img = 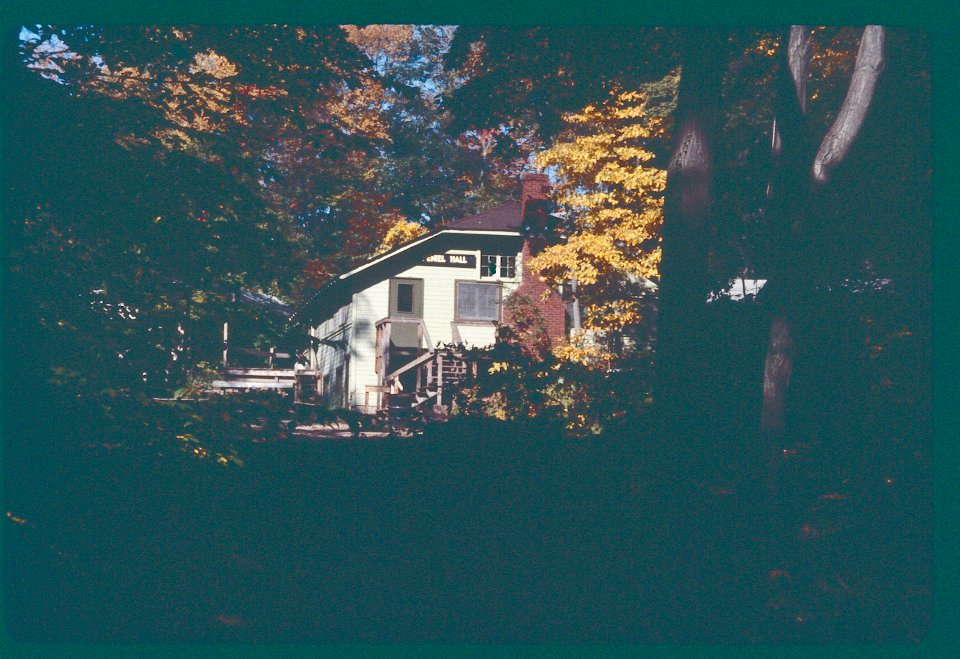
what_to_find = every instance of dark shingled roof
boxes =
[442,201,523,232]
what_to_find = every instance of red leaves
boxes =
[302,258,334,288]
[214,614,244,627]
[799,524,819,539]
[798,521,838,540]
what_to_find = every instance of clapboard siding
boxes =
[309,302,352,404]
[350,279,390,408]
[312,244,524,412]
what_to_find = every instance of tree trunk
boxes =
[812,26,885,185]
[759,315,796,435]
[756,27,813,490]
[655,30,724,429]
[758,26,885,491]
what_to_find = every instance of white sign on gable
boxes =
[421,253,477,268]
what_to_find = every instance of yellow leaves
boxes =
[114,133,151,150]
[488,361,511,374]
[94,64,153,99]
[189,50,239,79]
[325,80,392,140]
[186,82,231,107]
[595,161,666,192]
[552,330,616,366]
[342,24,416,62]
[527,216,661,286]
[154,127,197,151]
[235,84,287,99]
[538,133,617,174]
[752,36,780,57]
[374,219,428,255]
[528,83,670,352]
[583,300,643,332]
[190,110,213,132]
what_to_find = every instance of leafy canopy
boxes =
[527,79,675,358]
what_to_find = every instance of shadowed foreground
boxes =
[4,417,929,643]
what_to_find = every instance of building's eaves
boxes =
[236,289,293,317]
[337,228,521,280]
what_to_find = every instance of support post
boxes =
[437,352,444,406]
[222,322,229,369]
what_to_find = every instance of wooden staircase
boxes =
[383,347,471,412]
[414,349,470,410]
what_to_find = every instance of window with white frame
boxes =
[480,254,517,279]
[456,282,501,321]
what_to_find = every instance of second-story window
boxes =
[480,254,517,279]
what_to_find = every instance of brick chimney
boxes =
[520,172,551,228]
[503,172,567,347]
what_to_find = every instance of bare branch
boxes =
[812,25,885,185]
[786,25,813,115]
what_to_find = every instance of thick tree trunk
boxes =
[756,27,813,491]
[758,26,885,492]
[655,30,724,428]
[759,315,796,435]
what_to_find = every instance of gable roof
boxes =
[337,227,521,281]
[284,212,524,331]
[442,201,524,232]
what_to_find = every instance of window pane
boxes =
[501,256,516,278]
[481,254,497,277]
[458,283,477,318]
[479,285,499,318]
[396,283,413,313]
[458,282,499,320]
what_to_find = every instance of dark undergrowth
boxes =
[3,403,930,644]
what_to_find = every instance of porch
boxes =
[367,317,475,415]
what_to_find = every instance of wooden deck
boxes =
[212,321,315,393]
[212,368,299,390]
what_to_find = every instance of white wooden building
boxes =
[291,174,568,414]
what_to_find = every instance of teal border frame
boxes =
[1,1,955,657]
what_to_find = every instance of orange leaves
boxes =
[302,258,335,288]
[235,84,287,99]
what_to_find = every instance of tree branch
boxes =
[786,25,813,115]
[812,25,885,185]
